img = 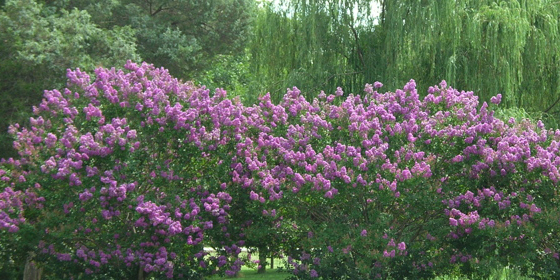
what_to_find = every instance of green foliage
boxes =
[211,266,291,280]
[51,0,256,80]
[248,0,382,101]
[248,0,560,116]
[380,0,560,110]
[0,0,140,157]
[196,54,256,105]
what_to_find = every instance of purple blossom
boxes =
[449,218,458,227]
[335,87,344,97]
[310,269,318,277]
[490,94,502,105]
[383,250,395,258]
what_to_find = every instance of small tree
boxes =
[0,62,245,279]
[229,82,560,279]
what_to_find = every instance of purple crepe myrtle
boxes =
[2,63,560,279]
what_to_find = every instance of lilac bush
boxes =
[232,81,560,279]
[1,62,560,279]
[0,62,247,278]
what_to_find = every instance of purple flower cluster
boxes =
[0,186,25,232]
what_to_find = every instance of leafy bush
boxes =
[2,63,560,279]
[0,62,246,279]
[261,82,560,279]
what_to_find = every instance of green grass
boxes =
[434,266,534,280]
[204,249,533,280]
[206,250,291,280]
[208,267,291,280]
[207,266,533,280]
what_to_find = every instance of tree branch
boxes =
[544,93,560,113]
[151,4,169,16]
[348,23,366,70]
[381,0,386,25]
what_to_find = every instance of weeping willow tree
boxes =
[248,0,382,101]
[248,0,560,117]
[380,0,560,113]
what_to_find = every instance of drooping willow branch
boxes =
[544,91,560,113]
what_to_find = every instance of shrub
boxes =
[2,63,560,279]
[234,82,560,279]
[0,62,246,279]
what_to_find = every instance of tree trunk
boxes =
[138,265,144,280]
[23,254,42,280]
[257,246,268,274]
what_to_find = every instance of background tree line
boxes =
[249,0,560,108]
[1,0,559,156]
[0,0,254,158]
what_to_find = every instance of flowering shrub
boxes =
[1,62,560,279]
[255,81,560,279]
[0,62,247,278]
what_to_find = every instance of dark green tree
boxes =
[0,0,255,158]
[0,0,140,158]
[50,0,256,80]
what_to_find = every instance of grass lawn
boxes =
[207,266,533,280]
[204,249,532,280]
[206,250,291,280]
[208,267,291,280]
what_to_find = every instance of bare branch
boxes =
[348,23,366,70]
[544,92,560,113]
